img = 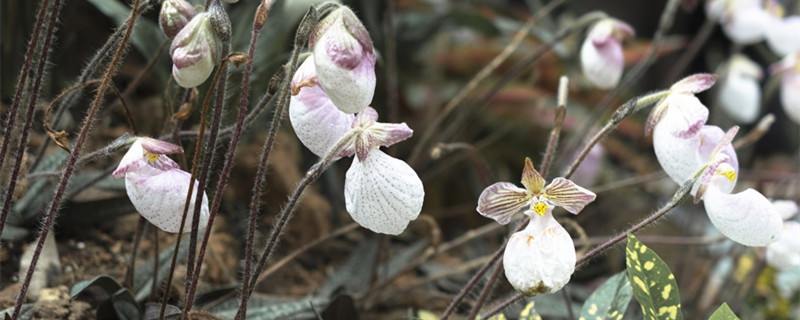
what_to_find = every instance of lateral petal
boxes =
[542,178,596,215]
[703,183,783,247]
[476,182,531,225]
[344,150,424,235]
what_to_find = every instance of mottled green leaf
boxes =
[579,271,633,320]
[518,300,543,320]
[626,233,682,320]
[708,303,740,320]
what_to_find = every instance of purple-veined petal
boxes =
[344,150,424,235]
[671,73,718,94]
[351,107,413,161]
[365,122,413,148]
[765,16,800,56]
[521,157,545,194]
[125,169,209,233]
[140,137,183,155]
[170,13,218,88]
[773,200,798,220]
[653,120,704,185]
[289,56,355,157]
[542,178,596,214]
[703,179,783,246]
[766,221,800,270]
[695,126,739,193]
[476,182,531,225]
[503,208,575,295]
[659,93,709,138]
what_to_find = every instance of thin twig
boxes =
[466,260,504,320]
[540,76,568,178]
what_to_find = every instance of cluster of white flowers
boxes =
[160,0,223,88]
[289,6,424,235]
[648,74,783,247]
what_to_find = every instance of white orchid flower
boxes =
[112,138,209,233]
[289,58,424,235]
[770,54,800,124]
[767,200,800,270]
[707,0,770,44]
[170,12,219,88]
[310,6,376,114]
[476,158,596,295]
[719,54,763,124]
[159,0,196,39]
[579,18,634,90]
[763,0,800,55]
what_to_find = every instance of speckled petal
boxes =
[125,168,209,233]
[766,221,800,270]
[114,139,148,178]
[652,111,705,185]
[476,182,531,225]
[344,150,424,235]
[659,94,709,138]
[289,56,355,157]
[503,209,575,296]
[542,178,596,215]
[703,179,783,246]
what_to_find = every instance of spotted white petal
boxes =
[476,182,531,225]
[766,221,800,270]
[125,168,209,233]
[766,16,800,56]
[542,178,596,215]
[503,209,575,295]
[289,56,355,157]
[113,139,181,178]
[703,178,783,246]
[657,93,709,138]
[652,112,705,185]
[344,150,424,235]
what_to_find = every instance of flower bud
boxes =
[170,12,220,88]
[719,54,763,124]
[580,18,634,89]
[310,6,376,114]
[159,0,196,39]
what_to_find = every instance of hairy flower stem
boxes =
[9,0,140,318]
[466,260,504,320]
[184,0,233,303]
[156,57,226,320]
[480,171,702,318]
[562,90,668,179]
[237,129,358,319]
[0,0,58,245]
[539,76,569,178]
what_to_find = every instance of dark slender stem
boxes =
[151,226,159,301]
[124,217,147,290]
[482,293,523,319]
[466,260,504,320]
[0,0,57,244]
[561,287,575,320]
[10,0,139,318]
[0,0,49,182]
[440,217,529,320]
[540,76,568,178]
[384,0,399,126]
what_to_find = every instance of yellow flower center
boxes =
[532,201,547,216]
[716,167,736,183]
[146,152,160,163]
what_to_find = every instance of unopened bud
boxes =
[170,12,220,88]
[159,0,196,39]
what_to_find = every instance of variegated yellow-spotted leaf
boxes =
[415,309,438,320]
[626,233,683,320]
[708,302,740,320]
[474,313,508,320]
[518,300,543,320]
[578,271,633,320]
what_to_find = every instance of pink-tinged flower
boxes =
[767,200,800,270]
[647,74,716,184]
[504,208,577,295]
[719,55,763,124]
[309,6,376,114]
[113,137,209,233]
[290,75,423,234]
[477,158,595,295]
[763,1,800,55]
[170,12,220,88]
[289,55,355,156]
[770,54,800,124]
[159,0,196,39]
[569,144,604,187]
[579,19,634,90]
[707,0,769,44]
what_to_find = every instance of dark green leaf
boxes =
[317,235,380,297]
[626,233,683,320]
[111,289,141,320]
[211,297,328,320]
[708,302,740,320]
[70,274,125,303]
[579,271,633,320]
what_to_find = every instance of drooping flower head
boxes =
[289,57,423,235]
[159,0,196,39]
[719,54,763,124]
[309,5,376,114]
[770,53,800,124]
[767,200,800,270]
[113,137,209,233]
[477,158,596,295]
[170,12,220,88]
[580,18,634,89]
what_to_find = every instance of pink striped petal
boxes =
[703,181,783,246]
[344,150,424,235]
[125,168,209,233]
[542,178,596,214]
[477,182,531,224]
